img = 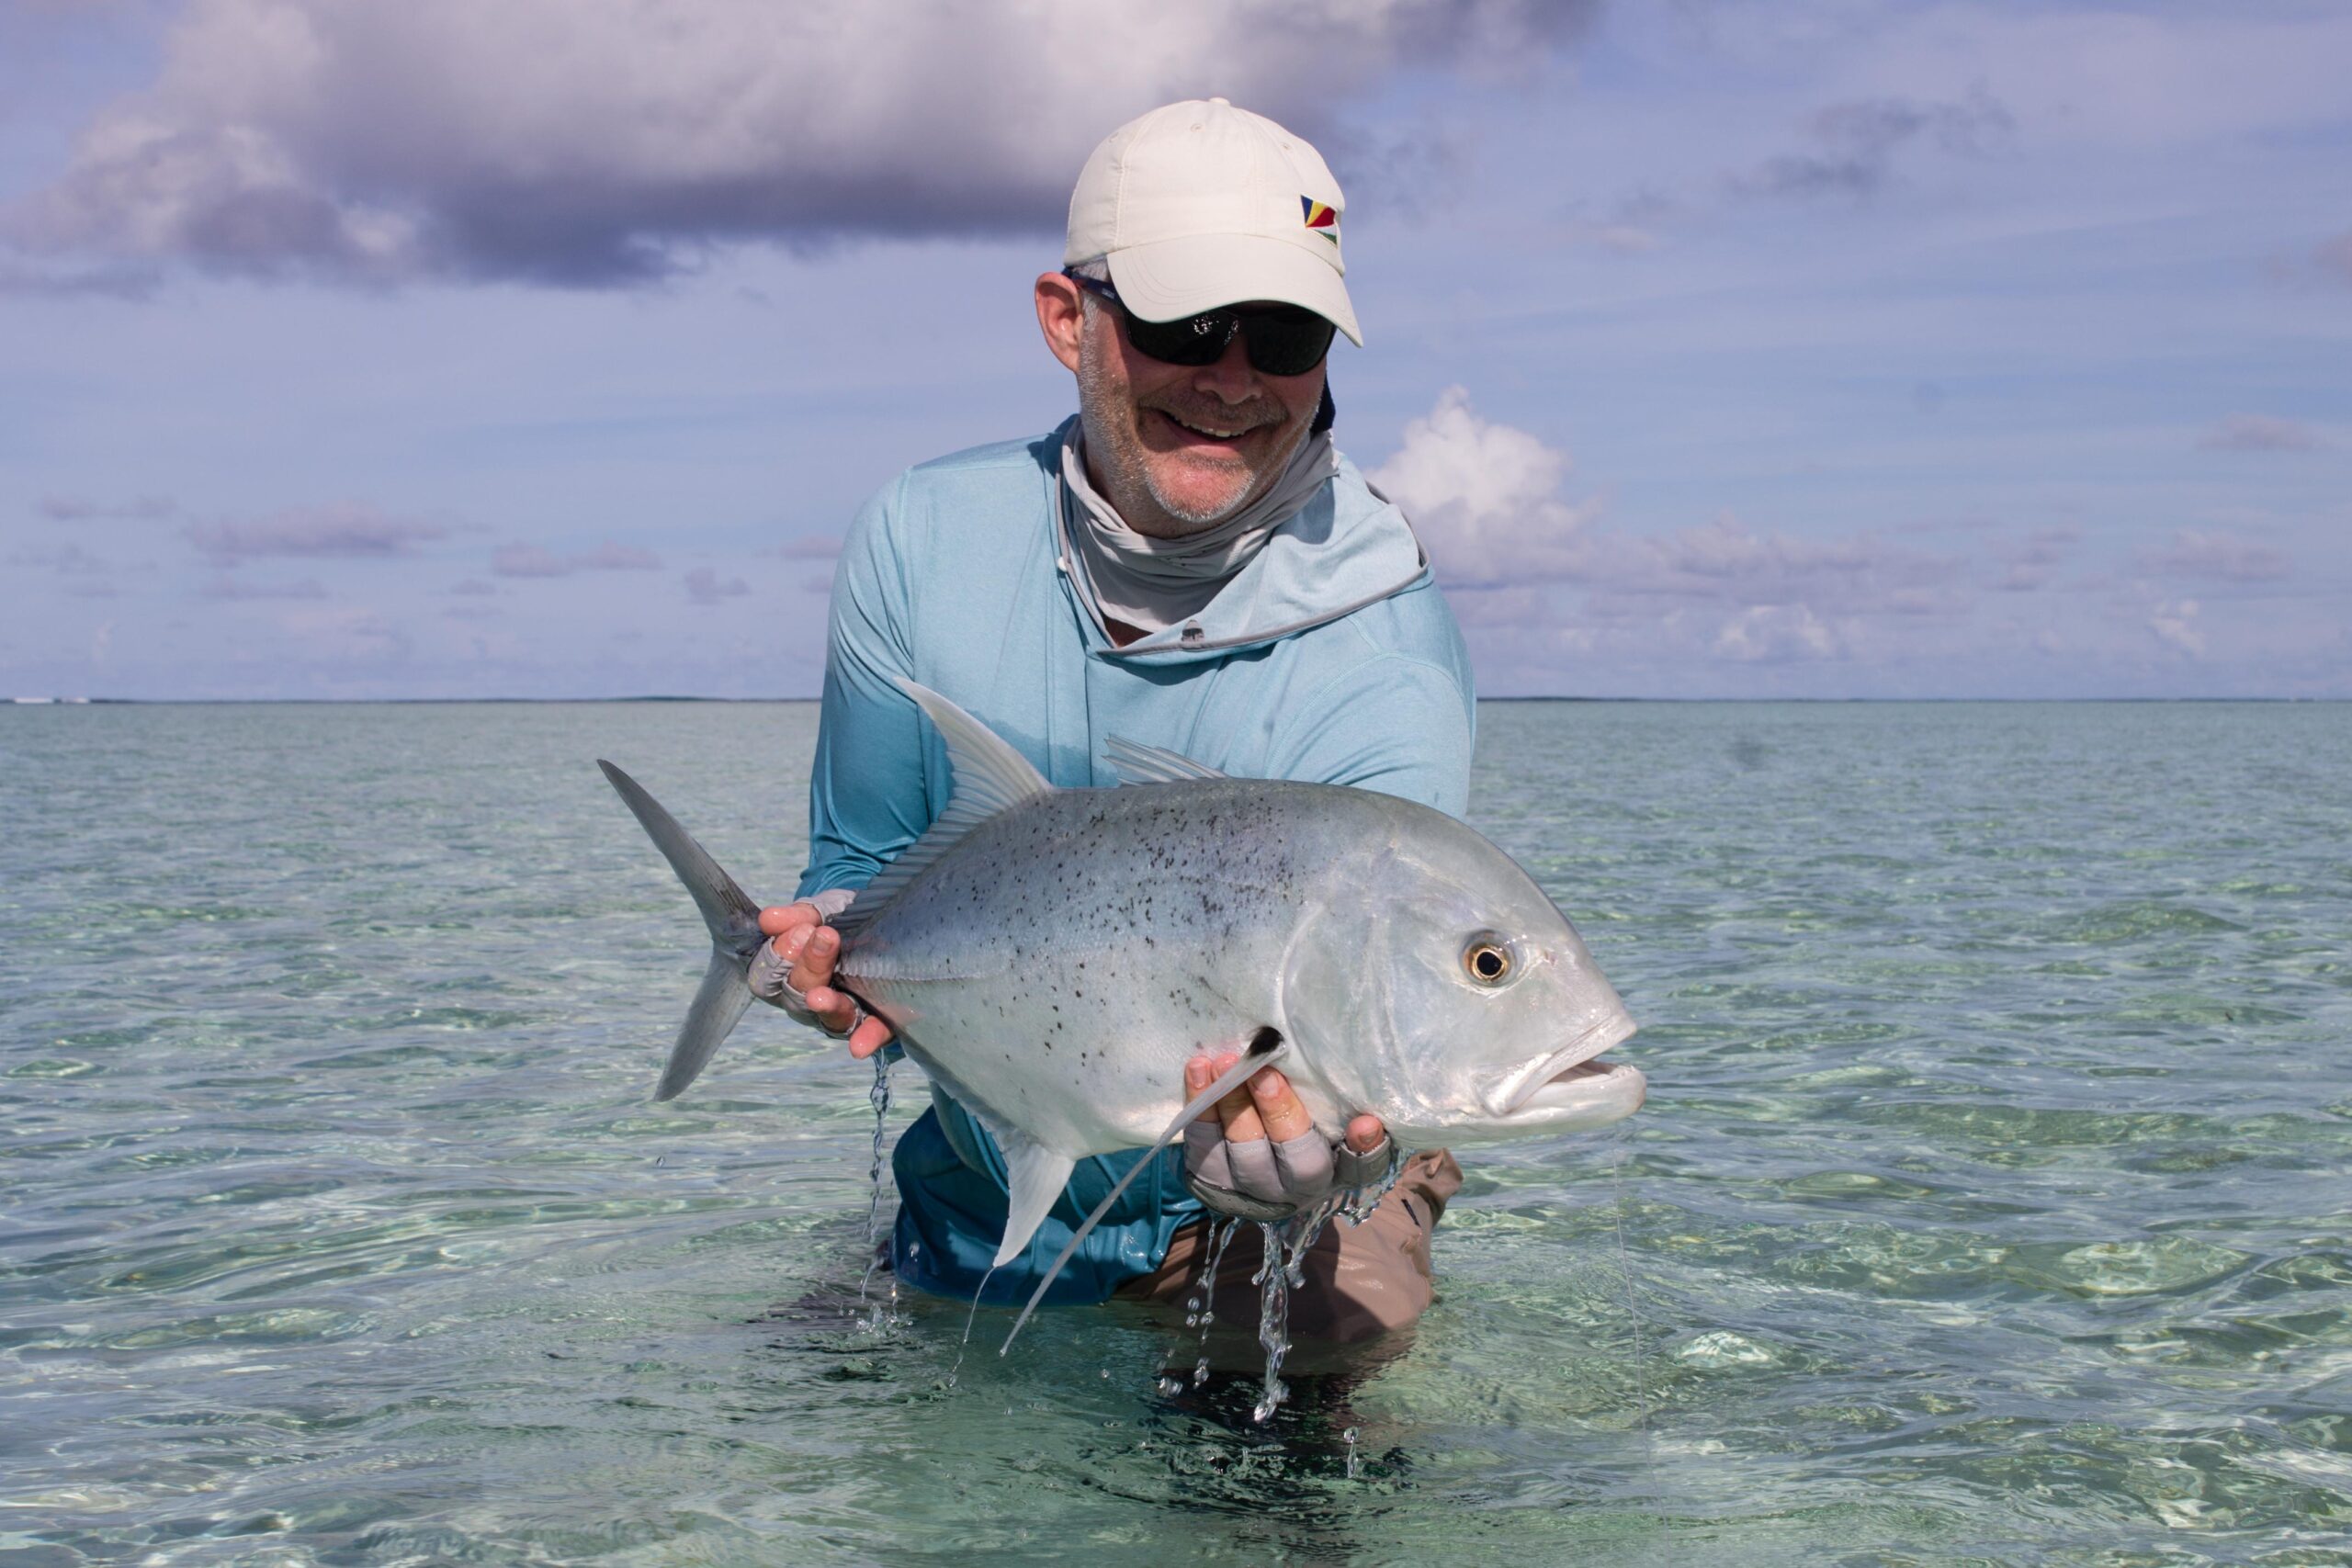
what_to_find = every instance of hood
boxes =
[1050,416,1429,664]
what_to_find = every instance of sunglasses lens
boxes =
[1121,312,1229,367]
[1114,299,1337,377]
[1241,310,1338,377]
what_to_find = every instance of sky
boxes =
[2,0,2347,700]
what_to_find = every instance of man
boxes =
[752,99,1471,1340]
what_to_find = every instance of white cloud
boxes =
[2149,598,2203,658]
[1712,604,1842,662]
[1589,513,1969,620]
[2320,231,2352,287]
[1996,525,2077,592]
[492,541,660,578]
[39,494,175,521]
[2143,529,2289,583]
[187,502,447,563]
[7,0,1597,284]
[277,604,408,664]
[1368,386,1598,589]
[1732,85,2014,200]
[2199,413,2324,453]
[683,567,752,605]
[200,574,328,601]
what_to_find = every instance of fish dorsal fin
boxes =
[832,680,1055,939]
[1102,734,1229,786]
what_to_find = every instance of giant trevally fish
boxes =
[601,682,1644,1305]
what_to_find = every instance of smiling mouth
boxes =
[1154,409,1262,444]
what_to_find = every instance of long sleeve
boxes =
[1265,650,1476,818]
[797,479,932,901]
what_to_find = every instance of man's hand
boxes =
[1182,1052,1389,1220]
[750,903,895,1059]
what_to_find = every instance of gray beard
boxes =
[1075,321,1310,538]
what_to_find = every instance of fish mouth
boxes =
[1486,1010,1640,1119]
[1492,1056,1646,1131]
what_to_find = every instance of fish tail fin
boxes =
[599,760,766,1101]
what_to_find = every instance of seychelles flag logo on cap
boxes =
[1301,197,1339,242]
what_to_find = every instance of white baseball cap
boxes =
[1065,98,1362,346]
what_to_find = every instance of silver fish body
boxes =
[602,681,1643,1274]
[840,777,1640,1156]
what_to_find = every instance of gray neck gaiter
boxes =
[1058,421,1338,639]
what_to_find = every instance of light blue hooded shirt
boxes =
[797,416,1475,1305]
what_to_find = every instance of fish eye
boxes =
[1462,935,1514,987]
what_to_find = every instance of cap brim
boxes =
[1108,234,1363,346]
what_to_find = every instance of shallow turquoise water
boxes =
[3,701,2348,1565]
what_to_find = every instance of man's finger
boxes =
[786,924,841,995]
[759,903,821,939]
[1246,1066,1313,1143]
[1208,1051,1266,1143]
[769,922,815,964]
[846,1013,895,1060]
[1184,1055,1217,1114]
[1270,1129,1333,1198]
[1224,1135,1285,1202]
[802,983,859,1035]
[1345,1114,1385,1154]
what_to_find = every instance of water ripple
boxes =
[2,700,2349,1563]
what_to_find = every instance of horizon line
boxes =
[8,694,2347,706]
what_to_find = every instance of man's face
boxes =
[1072,295,1328,539]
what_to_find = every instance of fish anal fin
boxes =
[993,1127,1080,1269]
[1001,1033,1293,1353]
[1102,734,1229,786]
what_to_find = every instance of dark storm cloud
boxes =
[7,0,1599,287]
[1733,86,2014,200]
[187,503,447,563]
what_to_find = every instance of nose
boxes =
[1192,333,1259,405]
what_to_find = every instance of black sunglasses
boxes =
[1064,270,1337,378]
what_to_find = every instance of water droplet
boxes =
[1157,1376,1184,1396]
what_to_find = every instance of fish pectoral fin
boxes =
[1101,733,1229,785]
[993,1129,1080,1269]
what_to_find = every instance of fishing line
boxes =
[1605,1123,1659,1489]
